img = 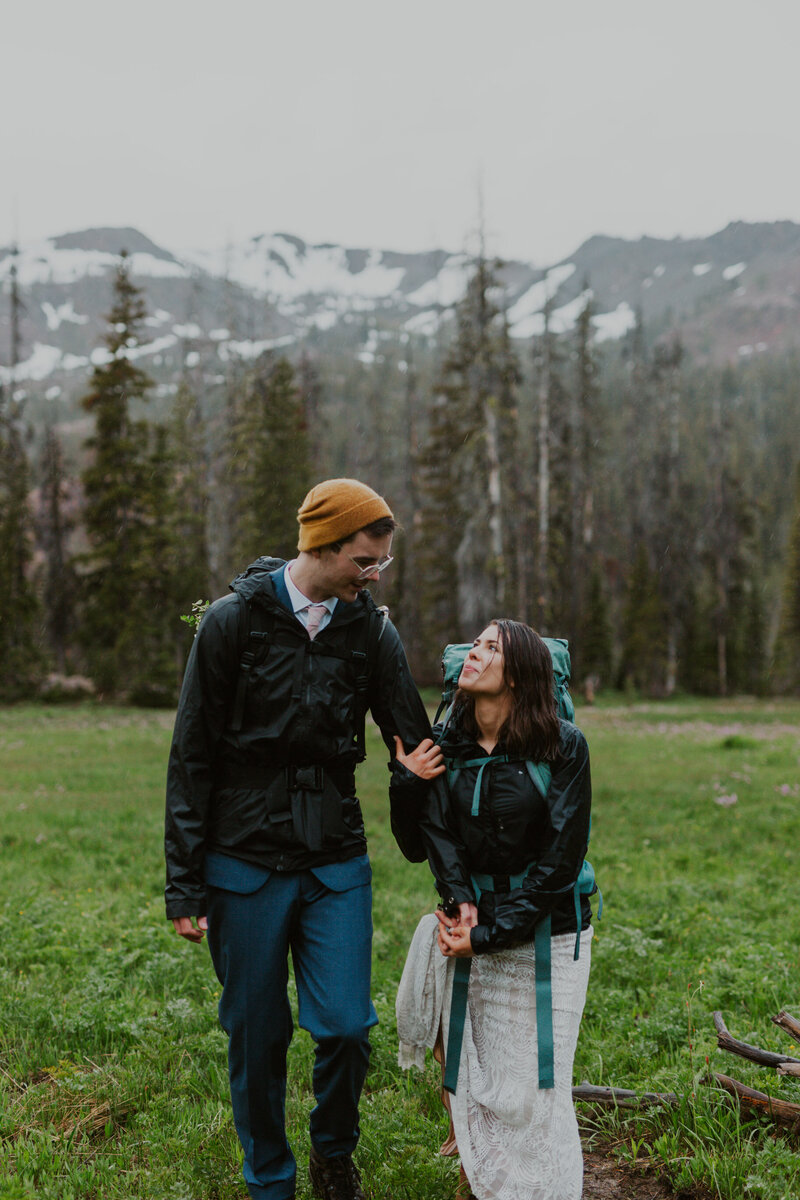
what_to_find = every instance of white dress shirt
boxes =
[284,560,337,635]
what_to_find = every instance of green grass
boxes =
[1,698,800,1198]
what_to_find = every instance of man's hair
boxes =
[452,618,561,761]
[323,516,398,553]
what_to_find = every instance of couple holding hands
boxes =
[165,479,594,1200]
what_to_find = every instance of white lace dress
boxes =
[398,916,592,1200]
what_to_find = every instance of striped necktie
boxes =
[305,604,328,640]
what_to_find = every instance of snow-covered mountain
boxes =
[2,220,800,388]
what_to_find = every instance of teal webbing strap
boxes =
[445,754,511,817]
[534,913,554,1089]
[524,759,552,798]
[443,958,472,1094]
[471,761,489,817]
[573,882,582,961]
[472,869,528,897]
[448,869,555,1093]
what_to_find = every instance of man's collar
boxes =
[284,560,337,615]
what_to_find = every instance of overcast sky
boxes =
[4,0,800,266]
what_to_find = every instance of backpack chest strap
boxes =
[446,754,511,817]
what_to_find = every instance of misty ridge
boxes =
[0,217,799,704]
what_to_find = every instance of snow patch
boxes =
[88,335,178,368]
[593,302,637,342]
[309,310,338,332]
[404,309,441,337]
[0,343,64,382]
[692,262,712,276]
[173,322,203,339]
[217,335,295,361]
[183,236,405,300]
[41,300,89,330]
[61,353,89,371]
[723,262,746,280]
[505,263,577,330]
[0,240,188,286]
[405,256,475,307]
[128,254,188,280]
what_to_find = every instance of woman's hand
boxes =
[436,908,474,958]
[393,736,445,780]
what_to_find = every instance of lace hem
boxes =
[447,929,592,1200]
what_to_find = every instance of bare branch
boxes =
[713,1011,800,1069]
[772,1011,800,1048]
[714,1073,800,1128]
[572,1081,678,1108]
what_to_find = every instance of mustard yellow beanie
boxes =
[297,479,393,551]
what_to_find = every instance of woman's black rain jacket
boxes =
[390,716,593,953]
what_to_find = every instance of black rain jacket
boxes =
[390,716,593,954]
[165,558,431,919]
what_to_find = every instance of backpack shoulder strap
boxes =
[229,594,275,732]
[524,760,552,799]
[346,602,388,760]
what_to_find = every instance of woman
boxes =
[392,620,594,1200]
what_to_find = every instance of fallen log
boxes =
[777,1063,800,1079]
[714,1073,800,1128]
[712,1012,800,1070]
[572,1081,678,1108]
[771,1011,800,1047]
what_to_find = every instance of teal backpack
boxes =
[437,638,601,1094]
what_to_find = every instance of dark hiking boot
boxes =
[309,1146,366,1200]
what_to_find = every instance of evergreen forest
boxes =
[2,252,799,704]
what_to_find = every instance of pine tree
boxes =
[414,389,466,679]
[424,257,521,635]
[772,464,800,693]
[0,385,42,699]
[578,559,613,693]
[37,426,77,674]
[170,380,210,616]
[120,423,182,705]
[530,294,569,633]
[79,252,157,696]
[643,336,686,695]
[226,353,311,573]
[567,287,602,673]
[617,544,669,695]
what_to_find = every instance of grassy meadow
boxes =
[1,697,800,1199]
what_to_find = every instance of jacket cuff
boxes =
[470,925,492,954]
[390,760,431,794]
[438,883,476,908]
[165,893,207,920]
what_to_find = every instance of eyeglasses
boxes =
[342,551,394,581]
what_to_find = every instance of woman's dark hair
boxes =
[452,618,561,761]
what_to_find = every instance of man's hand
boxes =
[436,908,474,958]
[458,902,478,928]
[393,736,445,780]
[172,915,208,943]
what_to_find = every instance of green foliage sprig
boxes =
[180,599,210,632]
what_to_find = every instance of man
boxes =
[165,479,439,1200]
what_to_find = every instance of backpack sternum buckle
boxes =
[287,764,324,791]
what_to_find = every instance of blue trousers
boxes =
[206,854,377,1200]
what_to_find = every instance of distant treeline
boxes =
[1,252,799,704]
